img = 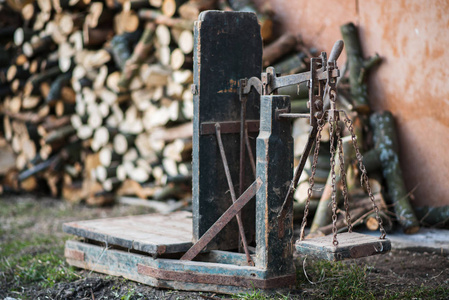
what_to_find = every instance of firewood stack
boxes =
[0,0,290,206]
[0,0,425,232]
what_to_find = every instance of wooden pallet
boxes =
[295,232,391,261]
[63,211,193,255]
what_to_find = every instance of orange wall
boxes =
[255,0,449,206]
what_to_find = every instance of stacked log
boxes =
[294,23,420,234]
[0,2,428,233]
[0,0,283,205]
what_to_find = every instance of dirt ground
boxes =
[1,194,448,299]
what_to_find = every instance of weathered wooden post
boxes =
[192,11,262,251]
[256,95,296,282]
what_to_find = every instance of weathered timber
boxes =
[370,111,419,234]
[118,23,156,91]
[340,22,381,114]
[24,66,61,96]
[178,0,216,20]
[65,239,294,294]
[22,35,55,57]
[18,154,61,181]
[46,72,72,104]
[192,11,261,250]
[273,52,307,75]
[262,33,297,67]
[162,0,187,17]
[63,211,193,254]
[296,232,391,261]
[110,30,142,70]
[365,211,393,232]
[415,206,449,227]
[256,95,295,278]
[138,9,195,30]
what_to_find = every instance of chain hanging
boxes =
[299,118,326,241]
[341,110,387,239]
[328,119,339,246]
[336,122,352,233]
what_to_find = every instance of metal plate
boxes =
[295,232,391,261]
[63,211,193,255]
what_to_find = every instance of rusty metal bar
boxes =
[215,123,254,266]
[181,178,262,261]
[64,248,85,261]
[137,263,296,289]
[277,126,318,235]
[200,120,259,135]
[245,128,256,178]
[238,93,247,255]
[239,96,247,196]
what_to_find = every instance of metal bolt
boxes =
[191,84,198,95]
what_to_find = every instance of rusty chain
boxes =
[341,110,387,239]
[329,119,339,246]
[336,124,353,233]
[299,118,326,241]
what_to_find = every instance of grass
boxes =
[2,196,449,299]
[234,258,449,300]
[295,258,373,299]
[0,197,80,296]
[0,235,79,290]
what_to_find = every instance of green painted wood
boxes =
[295,232,391,261]
[192,11,262,250]
[255,95,295,278]
[65,240,295,294]
[63,212,193,255]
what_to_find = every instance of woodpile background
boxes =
[0,0,280,208]
[0,0,443,232]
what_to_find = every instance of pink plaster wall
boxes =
[255,0,449,206]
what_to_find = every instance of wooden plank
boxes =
[65,240,295,294]
[295,232,391,261]
[192,11,262,250]
[63,211,193,255]
[255,95,295,277]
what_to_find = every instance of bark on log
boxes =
[273,52,307,75]
[370,111,419,234]
[118,23,156,91]
[341,22,381,114]
[415,206,449,227]
[262,33,297,67]
[138,9,195,30]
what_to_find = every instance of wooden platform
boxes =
[63,211,193,255]
[295,232,391,261]
[64,239,296,294]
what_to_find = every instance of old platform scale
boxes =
[63,11,390,294]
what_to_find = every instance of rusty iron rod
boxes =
[214,123,254,265]
[180,178,262,262]
[238,94,247,254]
[277,126,318,223]
[245,128,256,178]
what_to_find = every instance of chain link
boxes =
[329,119,339,246]
[299,119,326,241]
[341,111,387,239]
[336,122,352,233]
